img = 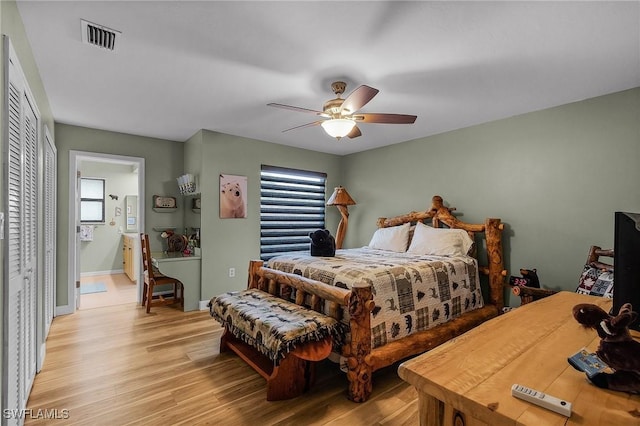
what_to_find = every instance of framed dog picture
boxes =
[219,174,247,219]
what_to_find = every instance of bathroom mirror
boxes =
[125,195,138,232]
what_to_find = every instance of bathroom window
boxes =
[80,178,105,223]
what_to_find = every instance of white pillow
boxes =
[407,222,474,256]
[368,222,410,252]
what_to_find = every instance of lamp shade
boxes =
[327,186,356,206]
[321,119,356,138]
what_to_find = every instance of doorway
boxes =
[68,151,145,312]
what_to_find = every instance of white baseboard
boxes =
[57,298,211,314]
[55,304,74,316]
[37,342,46,373]
[81,269,124,277]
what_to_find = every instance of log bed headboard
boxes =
[376,195,506,310]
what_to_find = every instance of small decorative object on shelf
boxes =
[153,195,177,209]
[152,195,177,212]
[158,229,191,253]
[177,173,196,195]
[192,197,201,213]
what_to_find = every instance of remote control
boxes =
[511,384,572,417]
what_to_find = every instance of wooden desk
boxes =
[152,251,201,312]
[398,292,640,426]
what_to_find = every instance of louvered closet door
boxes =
[4,38,39,425]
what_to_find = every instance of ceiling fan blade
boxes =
[347,125,362,139]
[268,103,324,115]
[340,85,379,114]
[355,113,417,124]
[282,121,323,133]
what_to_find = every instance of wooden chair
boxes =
[513,245,614,305]
[140,233,184,313]
[585,245,615,273]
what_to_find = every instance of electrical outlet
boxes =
[229,267,235,278]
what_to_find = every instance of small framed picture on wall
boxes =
[219,174,247,219]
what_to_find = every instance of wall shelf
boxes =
[192,208,201,214]
[152,227,176,232]
[153,207,178,213]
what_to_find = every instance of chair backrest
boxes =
[586,245,614,272]
[140,233,155,280]
[576,245,614,298]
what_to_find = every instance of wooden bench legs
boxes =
[220,328,331,401]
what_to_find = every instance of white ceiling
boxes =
[16,1,640,156]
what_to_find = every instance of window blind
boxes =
[260,165,327,261]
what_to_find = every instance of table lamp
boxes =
[326,186,356,249]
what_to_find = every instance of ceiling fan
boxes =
[268,81,417,139]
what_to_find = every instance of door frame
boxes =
[67,151,145,314]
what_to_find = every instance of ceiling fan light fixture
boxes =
[321,118,356,139]
[269,81,416,139]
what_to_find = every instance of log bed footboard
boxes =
[247,195,507,402]
[248,260,501,402]
[248,261,374,402]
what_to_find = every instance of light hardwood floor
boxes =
[26,303,419,425]
[79,273,137,310]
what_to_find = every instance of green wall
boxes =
[342,88,640,306]
[192,130,343,301]
[79,161,139,274]
[56,127,344,308]
[55,88,639,309]
[183,130,203,232]
[55,124,184,306]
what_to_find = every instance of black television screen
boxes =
[613,211,640,331]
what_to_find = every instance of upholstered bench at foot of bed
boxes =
[209,288,344,401]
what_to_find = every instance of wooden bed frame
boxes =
[247,195,506,402]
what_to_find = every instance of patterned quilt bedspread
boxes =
[267,247,484,349]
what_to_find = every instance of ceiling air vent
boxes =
[81,19,121,52]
